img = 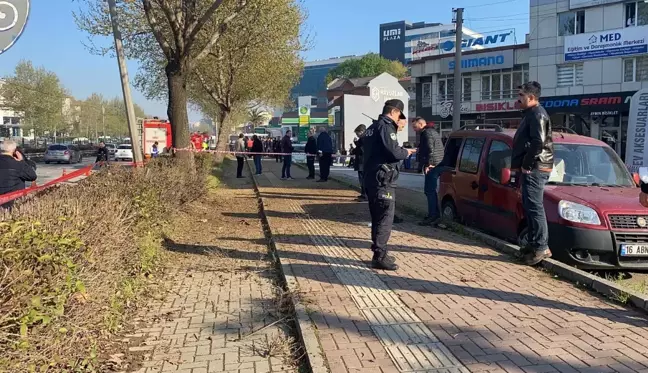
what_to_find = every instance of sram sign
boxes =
[539,92,636,112]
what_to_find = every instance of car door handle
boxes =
[471,181,479,190]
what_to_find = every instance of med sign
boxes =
[564,26,648,61]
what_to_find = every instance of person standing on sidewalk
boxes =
[281,130,294,180]
[273,138,282,163]
[352,124,367,201]
[316,127,333,182]
[305,128,317,179]
[512,81,554,266]
[0,140,37,210]
[413,118,446,226]
[363,99,416,271]
[251,135,264,175]
[235,133,246,178]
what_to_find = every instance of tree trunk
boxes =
[166,61,190,149]
[215,109,232,163]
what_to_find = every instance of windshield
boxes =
[293,145,305,153]
[48,145,68,151]
[118,145,132,150]
[106,144,116,149]
[549,144,634,187]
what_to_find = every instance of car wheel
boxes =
[441,199,458,222]
[517,226,529,248]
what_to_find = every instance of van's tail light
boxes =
[64,151,70,155]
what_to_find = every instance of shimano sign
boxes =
[440,32,512,52]
[440,49,514,74]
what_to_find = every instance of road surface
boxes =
[32,158,96,186]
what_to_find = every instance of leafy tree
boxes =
[75,94,147,139]
[0,60,68,138]
[75,0,249,148]
[247,107,268,128]
[325,53,408,84]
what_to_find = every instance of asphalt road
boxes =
[33,158,96,186]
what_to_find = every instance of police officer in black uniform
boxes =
[363,99,416,270]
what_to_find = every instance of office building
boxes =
[290,55,363,108]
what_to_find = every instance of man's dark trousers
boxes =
[423,165,448,219]
[282,155,292,178]
[522,169,550,251]
[365,172,395,258]
[236,156,244,178]
[320,153,332,180]
[306,156,315,178]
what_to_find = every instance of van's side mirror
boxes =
[633,172,641,187]
[500,168,512,185]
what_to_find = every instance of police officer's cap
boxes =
[383,99,407,120]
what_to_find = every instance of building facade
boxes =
[290,55,363,108]
[528,0,648,160]
[380,20,514,65]
[411,44,530,141]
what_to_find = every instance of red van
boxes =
[438,125,646,270]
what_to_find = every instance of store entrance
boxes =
[600,128,621,155]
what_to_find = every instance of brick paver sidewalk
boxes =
[252,159,648,373]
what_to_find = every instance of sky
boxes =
[0,0,530,122]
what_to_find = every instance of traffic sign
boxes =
[0,0,29,55]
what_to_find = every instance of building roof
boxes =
[327,76,377,90]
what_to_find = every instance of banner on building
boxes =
[564,26,648,61]
[625,89,648,172]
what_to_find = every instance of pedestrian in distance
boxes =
[0,140,37,210]
[235,133,246,178]
[305,128,317,179]
[316,127,333,182]
[512,81,554,266]
[281,130,294,180]
[273,137,282,163]
[412,118,447,226]
[96,141,110,164]
[251,135,264,175]
[363,99,416,270]
[352,124,367,201]
[152,141,160,158]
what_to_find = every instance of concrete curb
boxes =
[297,163,648,313]
[246,160,329,373]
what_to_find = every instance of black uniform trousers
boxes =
[306,156,315,178]
[364,170,396,256]
[236,156,244,177]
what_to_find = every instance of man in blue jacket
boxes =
[316,127,333,182]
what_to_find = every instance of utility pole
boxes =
[452,8,464,131]
[106,0,143,165]
[102,105,106,140]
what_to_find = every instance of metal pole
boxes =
[452,8,464,131]
[106,0,143,165]
[102,105,106,139]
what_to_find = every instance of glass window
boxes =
[459,137,485,174]
[558,11,585,36]
[463,77,472,101]
[422,82,432,107]
[551,144,634,186]
[491,73,501,99]
[444,137,463,168]
[557,64,583,87]
[626,1,648,27]
[438,76,454,101]
[481,75,490,100]
[502,73,512,98]
[438,79,446,101]
[486,140,512,182]
[623,56,648,82]
[512,71,523,91]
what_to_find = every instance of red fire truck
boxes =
[139,118,172,156]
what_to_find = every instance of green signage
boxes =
[298,127,309,142]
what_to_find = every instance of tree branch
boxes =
[142,0,174,59]
[153,0,183,52]
[185,0,225,45]
[191,0,248,62]
[194,68,224,106]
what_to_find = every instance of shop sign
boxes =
[370,86,405,102]
[441,49,514,74]
[412,39,440,60]
[590,110,619,116]
[540,92,635,112]
[476,101,520,112]
[625,89,648,172]
[439,101,469,118]
[564,26,648,61]
[440,31,513,52]
[299,115,309,126]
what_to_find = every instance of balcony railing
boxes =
[481,89,517,101]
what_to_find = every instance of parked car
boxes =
[115,144,133,162]
[44,144,83,164]
[292,143,306,163]
[106,143,117,159]
[438,125,645,270]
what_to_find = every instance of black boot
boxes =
[371,250,398,271]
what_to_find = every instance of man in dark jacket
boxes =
[316,127,333,182]
[273,138,282,163]
[96,141,110,163]
[305,129,317,179]
[363,99,416,270]
[512,81,554,266]
[0,140,37,209]
[413,118,446,226]
[281,130,294,180]
[352,124,367,201]
[251,135,264,174]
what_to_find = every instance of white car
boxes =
[115,144,133,162]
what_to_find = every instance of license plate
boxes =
[620,244,648,256]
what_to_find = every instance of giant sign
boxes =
[539,92,635,113]
[564,26,648,61]
[379,22,407,64]
[440,49,514,74]
[569,0,623,9]
[625,89,648,172]
[0,0,30,55]
[440,31,513,53]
